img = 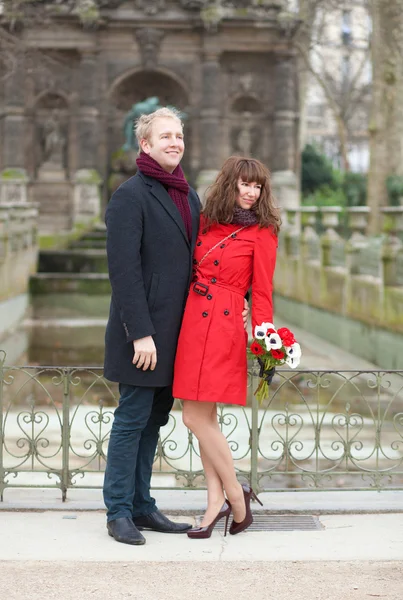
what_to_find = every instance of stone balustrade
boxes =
[275,206,403,368]
[0,202,39,304]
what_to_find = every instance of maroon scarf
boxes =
[136,152,192,241]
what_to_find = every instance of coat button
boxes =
[202,311,208,317]
[220,244,225,248]
[224,310,230,316]
[214,260,219,266]
[193,259,197,264]
[211,277,217,283]
[197,241,202,246]
[207,294,212,300]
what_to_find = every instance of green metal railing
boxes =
[1,350,403,500]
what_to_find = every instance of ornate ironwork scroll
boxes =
[1,350,402,500]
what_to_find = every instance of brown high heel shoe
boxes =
[187,500,232,539]
[229,484,263,535]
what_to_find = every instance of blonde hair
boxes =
[135,107,183,151]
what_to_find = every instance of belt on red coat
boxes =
[193,278,245,297]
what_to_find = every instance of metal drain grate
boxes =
[198,515,323,532]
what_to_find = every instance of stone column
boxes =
[381,207,403,286]
[196,41,222,202]
[271,53,299,220]
[76,50,100,169]
[2,62,25,170]
[1,64,29,203]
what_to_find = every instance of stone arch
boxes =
[230,94,263,114]
[31,90,71,111]
[108,67,190,110]
[106,68,193,188]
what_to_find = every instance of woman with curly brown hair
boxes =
[173,156,281,538]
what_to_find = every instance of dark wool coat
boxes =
[104,171,201,387]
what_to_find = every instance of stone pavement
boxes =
[1,489,403,600]
[1,510,403,563]
[1,488,403,514]
[0,509,402,600]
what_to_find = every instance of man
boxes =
[103,107,199,545]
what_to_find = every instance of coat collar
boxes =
[138,170,197,249]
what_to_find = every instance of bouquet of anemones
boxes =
[248,323,301,402]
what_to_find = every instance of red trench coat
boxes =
[173,216,278,406]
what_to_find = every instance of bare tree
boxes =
[284,0,371,172]
[0,0,107,81]
[366,0,403,234]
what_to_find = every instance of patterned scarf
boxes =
[136,152,192,240]
[231,206,259,226]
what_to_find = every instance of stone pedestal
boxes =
[37,162,67,182]
[0,169,29,204]
[31,179,74,233]
[271,170,299,228]
[73,169,102,225]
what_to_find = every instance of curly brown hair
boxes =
[202,156,281,234]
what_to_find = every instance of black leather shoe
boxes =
[133,509,192,533]
[107,517,146,545]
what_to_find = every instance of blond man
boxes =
[103,108,200,545]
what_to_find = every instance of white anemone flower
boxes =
[254,324,267,339]
[264,331,282,351]
[285,342,301,359]
[254,322,276,340]
[285,355,300,368]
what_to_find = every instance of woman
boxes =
[173,156,281,538]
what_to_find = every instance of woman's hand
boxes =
[242,298,249,330]
[257,358,275,384]
[132,336,157,371]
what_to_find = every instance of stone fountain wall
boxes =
[274,207,403,369]
[0,203,39,359]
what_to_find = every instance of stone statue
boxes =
[122,96,162,151]
[41,110,66,167]
[236,111,253,156]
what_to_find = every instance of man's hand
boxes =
[242,298,250,330]
[132,336,157,371]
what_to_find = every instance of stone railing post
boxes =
[344,207,371,318]
[284,208,300,258]
[0,207,10,265]
[320,206,343,267]
[0,169,29,204]
[26,205,39,248]
[381,207,403,286]
[298,206,319,303]
[300,206,319,261]
[345,207,371,274]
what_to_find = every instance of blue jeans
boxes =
[103,383,174,522]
